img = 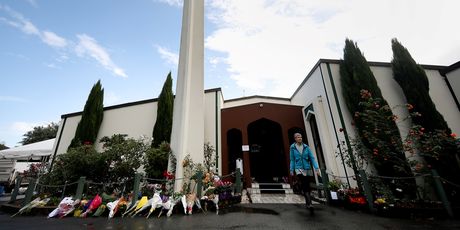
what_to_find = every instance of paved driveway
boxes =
[1,203,459,230]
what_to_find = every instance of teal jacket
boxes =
[289,143,319,173]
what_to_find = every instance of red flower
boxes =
[349,196,367,205]
[163,170,174,180]
[360,89,372,99]
[373,148,379,155]
[451,133,457,138]
[391,115,398,121]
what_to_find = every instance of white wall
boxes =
[320,61,460,187]
[291,64,357,187]
[54,101,157,155]
[291,67,324,106]
[53,90,220,160]
[427,69,460,134]
[320,62,358,187]
[446,68,460,105]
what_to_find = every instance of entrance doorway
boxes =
[247,118,286,182]
[309,115,326,169]
[227,129,243,174]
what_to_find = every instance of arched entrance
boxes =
[227,129,243,174]
[247,118,286,182]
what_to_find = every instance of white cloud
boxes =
[3,52,29,60]
[0,6,39,35]
[26,0,38,8]
[206,0,460,98]
[0,5,68,48]
[42,31,67,48]
[45,63,60,69]
[156,45,179,66]
[1,6,128,78]
[56,54,69,62]
[0,96,27,102]
[10,121,41,134]
[21,20,39,35]
[155,0,183,7]
[75,34,127,78]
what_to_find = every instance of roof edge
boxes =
[62,88,222,118]
[224,95,290,103]
[290,59,448,99]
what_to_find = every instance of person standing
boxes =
[290,133,320,214]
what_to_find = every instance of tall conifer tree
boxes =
[340,39,415,197]
[152,72,174,147]
[391,38,459,203]
[391,38,450,132]
[69,80,104,149]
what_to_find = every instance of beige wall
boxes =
[52,90,221,165]
[319,62,359,187]
[427,69,460,134]
[446,68,460,105]
[54,101,157,155]
[290,61,460,187]
[291,63,357,187]
[50,60,459,182]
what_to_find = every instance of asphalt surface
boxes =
[1,203,459,230]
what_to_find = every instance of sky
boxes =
[1,0,459,148]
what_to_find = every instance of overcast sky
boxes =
[1,0,459,147]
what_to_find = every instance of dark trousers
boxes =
[296,174,312,206]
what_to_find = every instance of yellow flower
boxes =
[374,198,386,204]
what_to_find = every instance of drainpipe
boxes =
[325,63,361,191]
[215,91,219,174]
[319,64,351,188]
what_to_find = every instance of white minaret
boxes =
[170,0,204,192]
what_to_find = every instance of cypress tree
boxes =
[69,80,104,149]
[391,38,450,133]
[152,72,174,147]
[391,38,459,203]
[340,39,415,197]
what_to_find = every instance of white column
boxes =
[170,0,204,192]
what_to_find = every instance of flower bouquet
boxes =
[48,197,80,218]
[11,197,51,217]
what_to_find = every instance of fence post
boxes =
[9,175,23,203]
[235,168,242,194]
[359,170,375,213]
[22,178,36,207]
[130,173,142,208]
[61,181,68,200]
[74,177,86,200]
[321,168,331,204]
[431,169,454,218]
[196,170,203,198]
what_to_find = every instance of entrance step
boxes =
[248,183,294,194]
[247,183,324,204]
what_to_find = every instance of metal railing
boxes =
[10,168,243,209]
